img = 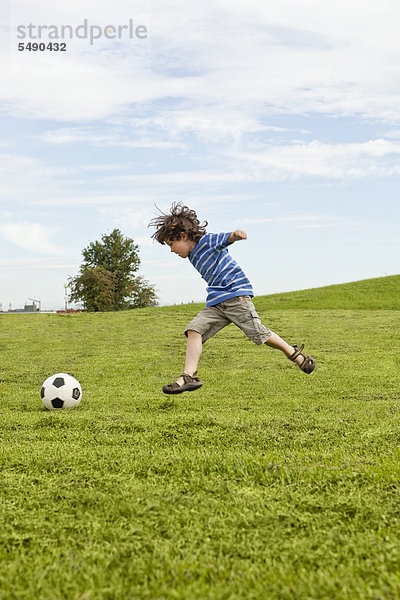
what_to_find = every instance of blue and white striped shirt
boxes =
[189,232,254,307]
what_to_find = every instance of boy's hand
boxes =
[228,230,247,243]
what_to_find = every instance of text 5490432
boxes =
[18,42,67,52]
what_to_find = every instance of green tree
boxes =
[69,229,158,311]
[69,266,117,312]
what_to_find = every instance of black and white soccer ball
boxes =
[41,373,82,410]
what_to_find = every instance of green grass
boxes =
[0,275,400,599]
[256,274,400,310]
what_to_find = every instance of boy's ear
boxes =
[180,232,189,241]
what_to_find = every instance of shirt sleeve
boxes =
[208,232,232,252]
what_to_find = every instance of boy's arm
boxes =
[227,230,247,243]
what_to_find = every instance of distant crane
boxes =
[29,298,41,312]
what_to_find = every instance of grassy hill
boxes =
[255,274,400,311]
[0,276,399,599]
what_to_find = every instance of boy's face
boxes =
[166,233,195,258]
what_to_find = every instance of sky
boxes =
[0,0,399,310]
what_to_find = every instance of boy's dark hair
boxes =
[148,202,208,245]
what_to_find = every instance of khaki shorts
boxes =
[185,296,272,345]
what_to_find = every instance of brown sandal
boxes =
[162,372,203,394]
[289,345,316,374]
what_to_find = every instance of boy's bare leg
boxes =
[174,331,304,386]
[176,330,203,386]
[265,332,304,366]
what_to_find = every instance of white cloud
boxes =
[0,223,62,254]
[234,139,400,179]
[133,237,154,247]
[1,136,399,227]
[149,0,400,123]
[385,129,400,140]
[40,127,187,150]
[1,0,400,127]
[241,213,340,229]
[97,205,151,228]
[127,112,291,144]
[0,257,78,271]
[0,153,71,201]
[32,194,157,207]
[1,55,157,121]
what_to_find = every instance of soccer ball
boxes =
[41,373,82,410]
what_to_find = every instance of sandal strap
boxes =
[181,373,200,382]
[165,381,181,390]
[289,344,305,362]
[289,346,315,373]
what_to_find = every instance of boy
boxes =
[149,203,315,394]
